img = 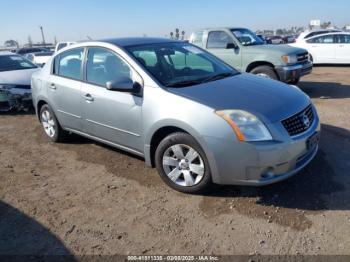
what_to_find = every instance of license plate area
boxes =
[306,132,320,151]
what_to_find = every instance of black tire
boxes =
[155,132,212,194]
[250,65,278,80]
[289,78,300,85]
[39,104,68,143]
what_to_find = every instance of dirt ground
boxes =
[1,66,350,256]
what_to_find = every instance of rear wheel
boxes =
[40,104,68,142]
[250,65,278,80]
[155,132,212,193]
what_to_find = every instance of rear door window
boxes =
[56,48,84,80]
[307,35,335,44]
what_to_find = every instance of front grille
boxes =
[282,105,314,136]
[297,52,309,63]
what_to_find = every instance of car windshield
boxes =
[126,42,238,87]
[0,55,37,72]
[231,28,265,46]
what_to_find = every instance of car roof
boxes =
[196,27,247,31]
[308,31,350,38]
[100,37,179,47]
[30,51,54,56]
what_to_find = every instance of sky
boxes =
[1,0,349,45]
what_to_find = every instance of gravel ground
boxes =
[0,66,350,256]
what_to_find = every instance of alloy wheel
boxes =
[41,109,56,138]
[162,144,205,187]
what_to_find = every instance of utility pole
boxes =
[39,25,46,46]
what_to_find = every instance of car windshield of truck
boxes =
[231,28,265,46]
[126,42,239,87]
[0,55,37,72]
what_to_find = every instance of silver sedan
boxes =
[31,38,320,193]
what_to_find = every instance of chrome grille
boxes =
[282,105,314,136]
[297,52,309,63]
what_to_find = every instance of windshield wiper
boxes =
[165,79,204,87]
[201,72,235,83]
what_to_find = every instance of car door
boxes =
[81,47,143,152]
[48,47,84,131]
[335,34,350,63]
[205,31,242,70]
[306,35,335,63]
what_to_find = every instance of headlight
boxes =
[281,55,297,64]
[216,110,273,142]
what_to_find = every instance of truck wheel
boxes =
[250,66,278,80]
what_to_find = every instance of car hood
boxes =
[0,68,39,85]
[244,44,305,55]
[168,73,310,123]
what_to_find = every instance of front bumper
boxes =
[0,89,32,112]
[276,61,313,83]
[202,110,320,186]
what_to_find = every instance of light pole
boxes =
[39,25,46,46]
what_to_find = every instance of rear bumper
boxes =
[276,61,313,82]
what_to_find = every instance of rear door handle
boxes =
[49,83,57,90]
[83,93,94,102]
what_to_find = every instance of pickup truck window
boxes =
[192,31,204,46]
[207,31,233,49]
[231,28,264,46]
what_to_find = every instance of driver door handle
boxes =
[83,93,94,102]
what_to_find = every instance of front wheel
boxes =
[155,132,212,193]
[250,65,278,80]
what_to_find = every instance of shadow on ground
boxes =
[0,201,75,260]
[199,124,350,230]
[299,81,350,99]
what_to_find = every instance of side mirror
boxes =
[106,77,135,92]
[226,43,238,49]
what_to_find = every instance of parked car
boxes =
[25,51,54,67]
[283,35,297,44]
[0,52,39,111]
[16,47,50,55]
[290,32,350,64]
[31,38,320,193]
[295,29,342,44]
[55,42,76,53]
[190,28,312,84]
[267,36,285,44]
